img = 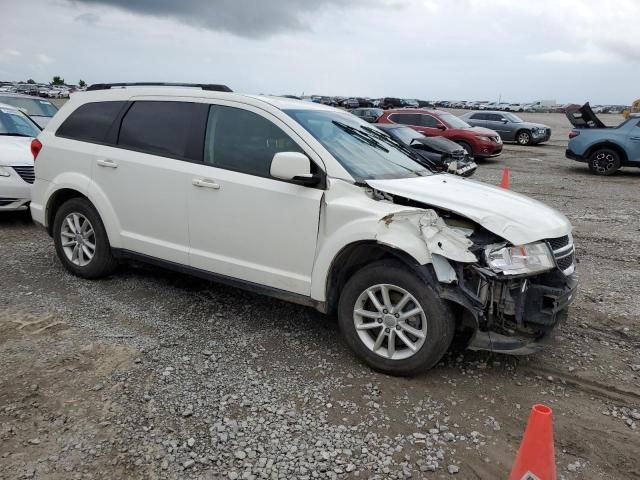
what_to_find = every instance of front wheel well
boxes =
[324,241,434,316]
[585,142,628,164]
[45,189,89,236]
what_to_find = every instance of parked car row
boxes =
[0,82,78,98]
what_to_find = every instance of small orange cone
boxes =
[508,404,556,480]
[500,167,510,189]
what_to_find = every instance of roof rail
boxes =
[86,82,233,92]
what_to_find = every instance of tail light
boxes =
[568,130,580,139]
[31,138,42,160]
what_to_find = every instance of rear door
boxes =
[89,99,207,264]
[187,103,324,295]
[484,113,512,140]
[466,112,487,128]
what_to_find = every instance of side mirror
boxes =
[436,124,446,130]
[502,119,508,124]
[270,151,321,186]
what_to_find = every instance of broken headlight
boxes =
[485,241,554,275]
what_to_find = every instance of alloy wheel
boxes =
[353,284,427,360]
[592,151,617,174]
[517,132,531,145]
[60,212,96,266]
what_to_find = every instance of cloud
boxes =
[530,49,616,64]
[75,12,100,25]
[71,0,384,38]
[36,53,55,64]
[0,48,21,63]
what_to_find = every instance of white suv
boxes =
[30,83,577,375]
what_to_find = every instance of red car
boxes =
[376,108,503,158]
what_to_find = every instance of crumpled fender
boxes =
[377,209,477,264]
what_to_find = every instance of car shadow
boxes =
[0,210,33,226]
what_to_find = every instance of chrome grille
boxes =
[12,166,35,184]
[547,234,575,276]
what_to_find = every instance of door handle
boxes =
[96,158,118,168]
[630,137,640,141]
[192,178,221,190]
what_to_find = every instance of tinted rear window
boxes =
[118,101,205,160]
[57,101,125,143]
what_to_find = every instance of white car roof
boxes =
[66,87,336,113]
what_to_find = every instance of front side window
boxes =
[486,114,504,122]
[418,114,441,128]
[204,106,303,177]
[470,113,484,120]
[286,109,430,182]
[118,101,205,160]
[0,107,40,137]
[57,101,125,143]
[504,113,523,123]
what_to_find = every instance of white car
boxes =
[30,83,577,375]
[0,103,40,211]
[505,103,525,112]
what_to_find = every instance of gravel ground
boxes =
[1,110,639,479]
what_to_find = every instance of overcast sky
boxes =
[0,0,638,104]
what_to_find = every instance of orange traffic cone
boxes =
[508,404,556,480]
[500,167,510,189]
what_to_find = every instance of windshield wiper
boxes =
[0,133,33,137]
[332,120,389,153]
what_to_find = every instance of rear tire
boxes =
[337,260,455,376]
[53,198,117,279]
[588,148,621,176]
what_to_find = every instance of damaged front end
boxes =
[372,190,578,355]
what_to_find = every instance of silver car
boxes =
[0,93,58,128]
[460,111,551,146]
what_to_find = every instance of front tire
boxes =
[53,198,117,279]
[588,148,621,176]
[455,141,474,157]
[516,130,532,146]
[337,261,455,376]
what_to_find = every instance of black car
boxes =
[351,107,384,123]
[375,124,477,176]
[379,97,403,109]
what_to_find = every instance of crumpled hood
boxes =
[0,136,34,167]
[367,175,572,245]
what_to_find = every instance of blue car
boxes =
[566,103,640,175]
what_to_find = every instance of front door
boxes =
[187,104,324,295]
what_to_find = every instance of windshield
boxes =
[389,126,424,144]
[439,112,471,129]
[0,96,58,117]
[504,113,523,123]
[285,109,431,181]
[0,107,41,137]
